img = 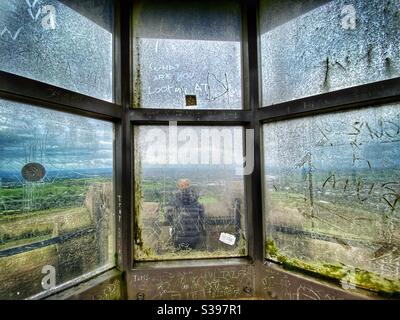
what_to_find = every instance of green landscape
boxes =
[264,169,400,296]
[134,170,247,261]
[0,176,113,299]
[0,177,112,248]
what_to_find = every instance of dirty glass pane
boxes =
[260,0,400,106]
[132,0,242,109]
[0,0,113,101]
[263,103,400,295]
[0,99,114,300]
[134,125,247,260]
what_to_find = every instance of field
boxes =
[5,166,398,296]
[0,177,113,299]
[0,177,112,249]
[0,177,110,215]
[1,171,246,298]
[265,169,400,295]
[135,175,247,261]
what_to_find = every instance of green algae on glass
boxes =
[266,238,279,258]
[134,229,247,262]
[133,38,142,109]
[265,238,400,296]
[237,231,247,256]
[133,186,155,259]
[133,129,154,259]
[132,2,143,109]
[136,249,246,262]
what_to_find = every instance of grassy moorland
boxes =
[265,184,400,296]
[0,176,113,299]
[0,177,111,249]
[0,177,110,215]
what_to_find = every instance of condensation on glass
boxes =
[0,0,113,101]
[260,0,400,106]
[132,0,242,109]
[134,126,247,261]
[263,103,400,294]
[0,99,115,299]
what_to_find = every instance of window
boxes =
[132,0,242,109]
[131,1,248,264]
[0,0,113,101]
[133,125,247,261]
[260,0,400,298]
[263,103,400,294]
[260,0,400,106]
[0,99,114,299]
[2,0,399,301]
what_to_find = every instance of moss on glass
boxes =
[265,238,400,297]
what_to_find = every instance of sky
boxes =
[0,99,113,174]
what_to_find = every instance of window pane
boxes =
[0,99,114,299]
[134,126,247,261]
[0,0,113,101]
[260,0,400,106]
[263,104,400,295]
[133,0,242,109]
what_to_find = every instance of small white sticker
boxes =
[219,232,236,246]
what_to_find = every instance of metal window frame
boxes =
[125,0,263,269]
[0,0,399,299]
